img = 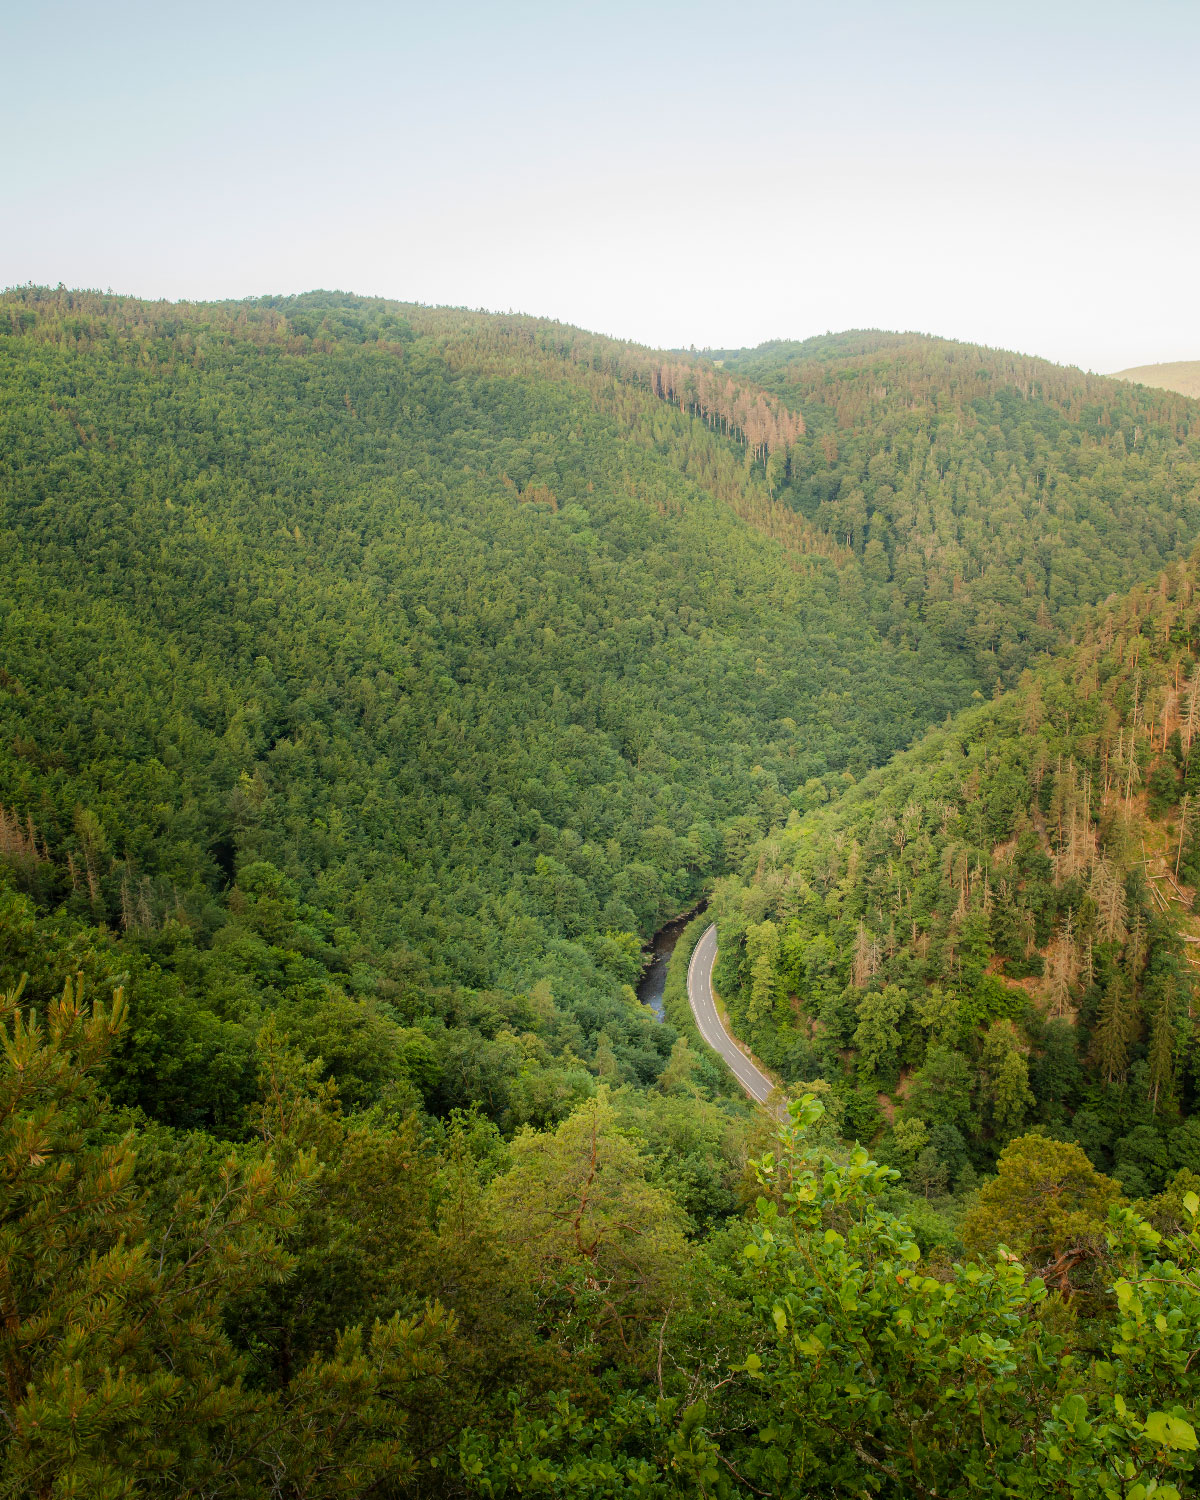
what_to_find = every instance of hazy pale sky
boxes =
[4,0,1197,371]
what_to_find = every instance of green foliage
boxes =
[729,1095,1200,1498]
[8,291,1200,1489]
[717,554,1200,1185]
[852,982,907,1085]
[0,974,457,1497]
[719,330,1200,685]
[485,1090,690,1365]
[459,1388,719,1496]
[963,1132,1125,1271]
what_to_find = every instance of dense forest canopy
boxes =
[5,287,1200,1495]
[714,553,1200,1198]
[0,286,995,1128]
[715,329,1200,683]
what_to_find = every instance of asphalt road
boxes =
[686,923,778,1107]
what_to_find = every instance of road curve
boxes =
[687,923,777,1106]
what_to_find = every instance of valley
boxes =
[4,287,1200,1496]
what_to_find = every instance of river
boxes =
[636,907,705,1021]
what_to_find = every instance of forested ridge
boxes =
[716,330,1200,684]
[5,286,1200,1495]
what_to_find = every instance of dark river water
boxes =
[636,906,706,1021]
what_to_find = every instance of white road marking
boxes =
[686,923,777,1106]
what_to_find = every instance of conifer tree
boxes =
[0,976,293,1495]
[1093,975,1132,1086]
[1089,856,1129,944]
[0,982,454,1498]
[979,1019,1034,1139]
[852,919,879,988]
[1147,985,1177,1112]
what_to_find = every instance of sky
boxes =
[3,0,1197,371]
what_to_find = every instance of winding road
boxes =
[686,923,779,1107]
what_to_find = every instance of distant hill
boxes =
[1111,359,1200,399]
[0,287,989,1126]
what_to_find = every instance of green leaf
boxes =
[1143,1412,1197,1451]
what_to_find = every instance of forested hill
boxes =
[0,288,982,1129]
[1112,360,1200,400]
[10,290,1200,1495]
[714,329,1200,684]
[713,549,1200,1198]
[3,289,1200,1134]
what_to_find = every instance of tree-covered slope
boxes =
[713,550,1200,1198]
[0,288,981,1126]
[9,291,1200,1496]
[6,291,1200,1135]
[714,330,1200,684]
